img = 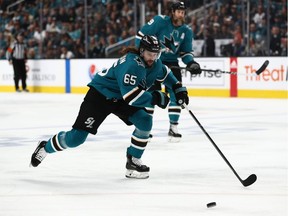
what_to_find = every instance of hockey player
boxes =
[136,1,201,141]
[30,35,189,179]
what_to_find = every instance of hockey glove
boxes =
[172,83,189,106]
[151,91,170,109]
[187,61,201,74]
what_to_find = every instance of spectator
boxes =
[46,16,61,33]
[201,27,215,57]
[271,14,282,28]
[248,23,257,47]
[33,26,45,42]
[60,45,74,59]
[0,32,7,49]
[195,24,205,39]
[219,24,233,39]
[257,18,268,38]
[27,47,36,59]
[281,37,287,56]
[189,16,199,32]
[73,39,85,58]
[232,24,243,43]
[229,4,238,23]
[0,48,6,59]
[253,5,265,25]
[221,35,245,57]
[88,37,97,58]
[5,19,15,33]
[270,26,282,56]
[212,22,222,39]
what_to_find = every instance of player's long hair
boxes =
[120,46,139,55]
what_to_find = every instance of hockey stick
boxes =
[171,60,269,76]
[183,104,257,187]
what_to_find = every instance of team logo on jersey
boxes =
[160,30,181,53]
[134,56,145,68]
[88,64,98,79]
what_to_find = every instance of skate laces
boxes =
[35,148,47,161]
[170,124,179,133]
[132,157,144,166]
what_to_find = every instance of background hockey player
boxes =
[30,35,189,179]
[136,1,201,141]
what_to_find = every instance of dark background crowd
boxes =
[0,0,287,59]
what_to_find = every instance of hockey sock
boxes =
[45,129,89,153]
[127,128,150,158]
[168,104,181,124]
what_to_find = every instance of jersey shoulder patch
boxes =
[182,24,192,33]
[152,15,168,25]
[134,56,145,68]
[158,15,166,19]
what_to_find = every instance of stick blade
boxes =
[242,174,257,187]
[256,60,269,75]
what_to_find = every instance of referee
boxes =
[7,33,28,92]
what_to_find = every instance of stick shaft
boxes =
[171,66,242,75]
[171,60,269,76]
[183,104,245,186]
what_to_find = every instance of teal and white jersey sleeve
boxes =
[178,26,194,64]
[136,15,195,64]
[89,53,179,108]
[155,64,178,89]
[136,15,166,46]
[162,69,179,88]
[89,53,153,108]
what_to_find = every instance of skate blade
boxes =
[168,136,181,143]
[125,170,149,179]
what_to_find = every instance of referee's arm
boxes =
[7,46,13,64]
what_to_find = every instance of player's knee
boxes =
[129,110,153,131]
[142,115,153,130]
[65,129,88,148]
[137,114,152,131]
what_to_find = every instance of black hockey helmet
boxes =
[170,1,186,12]
[139,35,161,53]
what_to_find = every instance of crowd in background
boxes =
[0,0,287,59]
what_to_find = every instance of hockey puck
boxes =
[207,202,216,208]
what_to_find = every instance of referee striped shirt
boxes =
[7,41,26,60]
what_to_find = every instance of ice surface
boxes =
[0,92,287,216]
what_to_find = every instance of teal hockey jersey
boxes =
[88,52,178,108]
[136,15,194,64]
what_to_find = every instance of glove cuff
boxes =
[187,61,196,68]
[172,82,182,91]
[173,83,187,93]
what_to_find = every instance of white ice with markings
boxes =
[0,93,287,216]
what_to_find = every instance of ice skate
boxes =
[30,141,47,167]
[125,154,150,179]
[168,124,182,142]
